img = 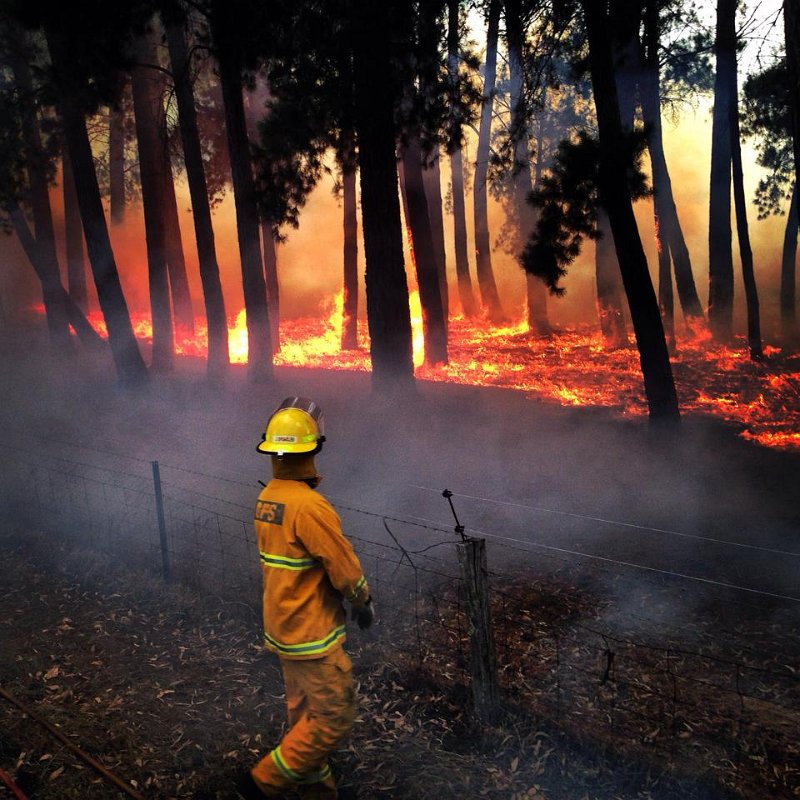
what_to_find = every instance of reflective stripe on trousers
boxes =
[251,647,356,799]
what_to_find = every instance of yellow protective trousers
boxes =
[252,648,356,798]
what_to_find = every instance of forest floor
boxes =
[1,337,800,798]
[3,521,795,800]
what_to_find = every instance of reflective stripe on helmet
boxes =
[263,624,346,657]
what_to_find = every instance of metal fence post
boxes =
[457,536,499,722]
[151,460,170,581]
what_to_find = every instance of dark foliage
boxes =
[742,59,793,219]
[521,129,650,294]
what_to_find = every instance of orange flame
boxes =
[31,300,800,451]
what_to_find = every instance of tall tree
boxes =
[744,58,797,340]
[396,0,449,365]
[351,0,415,388]
[581,0,679,423]
[43,15,148,385]
[708,0,736,341]
[108,93,126,225]
[402,137,449,364]
[6,29,71,353]
[729,61,762,359]
[210,0,273,381]
[786,0,800,204]
[61,148,88,312]
[339,42,359,351]
[473,0,505,321]
[447,0,477,317]
[595,208,628,346]
[640,0,704,331]
[421,150,449,321]
[131,33,174,370]
[163,7,230,377]
[504,0,550,334]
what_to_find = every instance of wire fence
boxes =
[1,435,799,797]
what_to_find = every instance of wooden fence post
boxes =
[151,460,170,581]
[457,536,499,722]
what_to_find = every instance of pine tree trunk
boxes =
[131,39,174,371]
[109,96,126,226]
[505,0,549,334]
[473,0,505,322]
[786,0,800,207]
[260,220,280,351]
[582,0,679,424]
[447,0,477,318]
[595,208,628,347]
[9,202,102,349]
[46,27,147,385]
[342,154,359,350]
[351,0,414,389]
[655,216,675,350]
[213,4,273,381]
[164,14,229,378]
[422,149,449,322]
[641,0,704,326]
[730,69,763,359]
[155,42,194,339]
[161,146,195,336]
[62,148,88,312]
[9,41,71,353]
[708,0,736,341]
[780,183,798,337]
[402,138,448,365]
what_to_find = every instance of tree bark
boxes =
[62,148,88,312]
[351,0,414,390]
[786,0,800,208]
[164,14,230,378]
[342,144,359,351]
[9,40,71,353]
[160,123,195,336]
[473,0,505,321]
[131,37,174,371]
[213,3,273,381]
[255,221,278,352]
[780,182,798,337]
[9,202,103,349]
[730,67,763,359]
[582,0,679,424]
[402,138,448,365]
[505,0,549,334]
[46,25,147,385]
[708,0,736,341]
[448,0,477,318]
[109,96,126,226]
[595,208,628,347]
[641,0,704,326]
[422,149,449,322]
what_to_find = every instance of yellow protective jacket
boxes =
[254,478,370,660]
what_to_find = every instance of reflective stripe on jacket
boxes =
[255,478,370,660]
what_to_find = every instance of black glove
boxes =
[351,597,375,630]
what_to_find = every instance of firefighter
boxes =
[238,397,374,800]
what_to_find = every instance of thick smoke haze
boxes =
[0,97,790,337]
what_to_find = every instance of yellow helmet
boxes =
[256,397,326,455]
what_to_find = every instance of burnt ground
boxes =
[1,337,800,798]
[2,521,792,800]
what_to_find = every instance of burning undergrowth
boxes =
[41,296,800,451]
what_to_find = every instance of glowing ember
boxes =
[32,300,800,450]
